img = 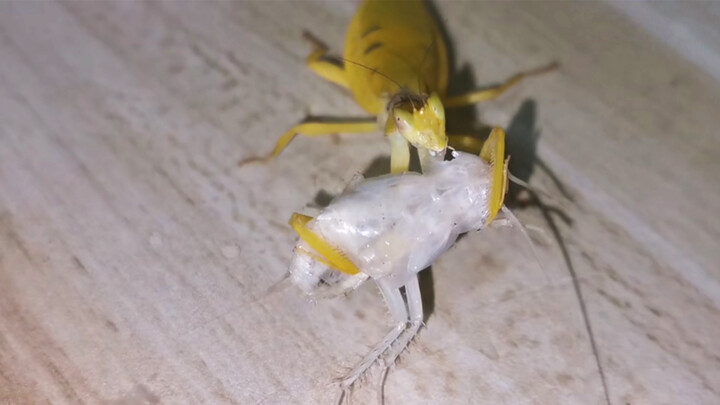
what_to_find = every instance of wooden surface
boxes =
[1,1,719,404]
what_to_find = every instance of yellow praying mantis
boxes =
[239,0,557,174]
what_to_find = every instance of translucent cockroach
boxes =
[287,128,534,399]
[240,0,556,173]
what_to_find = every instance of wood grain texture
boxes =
[0,1,718,404]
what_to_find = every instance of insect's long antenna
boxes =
[500,205,545,274]
[417,36,436,93]
[343,58,404,90]
[508,171,557,202]
[263,272,294,297]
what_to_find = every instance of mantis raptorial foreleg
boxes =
[388,132,411,174]
[448,134,486,155]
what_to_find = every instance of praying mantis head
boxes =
[391,92,447,153]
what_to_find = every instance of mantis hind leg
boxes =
[239,118,377,165]
[302,31,349,89]
[443,62,559,108]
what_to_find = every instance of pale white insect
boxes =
[287,128,520,393]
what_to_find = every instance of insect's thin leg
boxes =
[239,118,377,165]
[443,62,559,108]
[302,31,349,89]
[340,279,408,390]
[388,132,411,174]
[382,274,424,367]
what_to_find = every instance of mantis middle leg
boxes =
[443,62,558,108]
[239,118,378,165]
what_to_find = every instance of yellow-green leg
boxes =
[239,118,378,165]
[443,62,558,108]
[483,127,509,224]
[449,133,509,165]
[388,132,411,174]
[302,31,349,89]
[448,134,486,157]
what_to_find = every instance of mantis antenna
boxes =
[416,36,437,93]
[342,58,405,90]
